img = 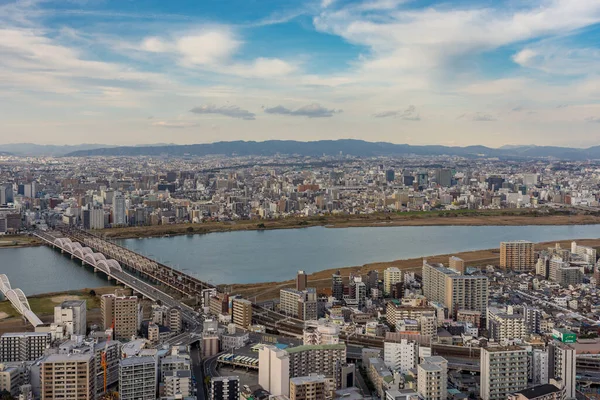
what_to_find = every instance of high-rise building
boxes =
[290,375,327,400]
[41,353,95,400]
[384,339,418,373]
[89,207,105,230]
[417,356,448,400]
[448,256,465,274]
[101,294,139,340]
[435,169,452,187]
[286,344,346,389]
[531,349,549,385]
[119,356,157,400]
[332,271,343,301]
[548,341,576,399]
[54,300,87,336]
[112,191,126,226]
[386,170,395,182]
[259,345,290,397]
[422,261,488,316]
[93,340,121,399]
[0,184,13,205]
[0,332,51,362]
[168,307,183,334]
[0,364,23,397]
[231,298,252,329]
[303,321,340,346]
[297,270,308,291]
[480,346,528,400]
[211,376,240,400]
[500,241,535,271]
[383,267,402,297]
[523,305,542,334]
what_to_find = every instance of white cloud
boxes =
[512,43,600,75]
[176,31,241,66]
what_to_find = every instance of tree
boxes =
[89,289,96,297]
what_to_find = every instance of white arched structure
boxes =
[84,252,106,266]
[73,247,93,259]
[0,274,43,327]
[96,259,123,275]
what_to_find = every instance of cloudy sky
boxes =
[1,0,600,147]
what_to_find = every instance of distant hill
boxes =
[0,143,177,157]
[63,139,600,160]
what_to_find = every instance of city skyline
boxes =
[1,0,600,147]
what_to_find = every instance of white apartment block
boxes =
[259,345,290,397]
[384,339,418,373]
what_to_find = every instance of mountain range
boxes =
[0,143,176,157]
[58,140,600,160]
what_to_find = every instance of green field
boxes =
[0,291,101,319]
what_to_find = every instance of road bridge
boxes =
[34,230,199,326]
[0,274,43,327]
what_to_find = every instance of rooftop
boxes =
[120,356,156,367]
[286,343,346,354]
[512,384,561,399]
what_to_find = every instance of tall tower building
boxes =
[296,270,308,291]
[480,346,528,400]
[231,298,252,329]
[548,341,576,399]
[259,345,290,397]
[112,191,126,226]
[384,339,419,373]
[331,271,343,301]
[101,294,139,340]
[383,267,402,297]
[41,353,95,400]
[500,241,535,271]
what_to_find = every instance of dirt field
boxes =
[230,237,600,301]
[0,235,42,248]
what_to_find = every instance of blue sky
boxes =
[1,0,600,147]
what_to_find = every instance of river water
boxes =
[1,224,599,294]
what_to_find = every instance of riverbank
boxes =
[229,237,600,301]
[0,235,42,248]
[101,209,600,239]
[0,286,128,333]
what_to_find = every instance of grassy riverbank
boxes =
[230,237,600,301]
[101,208,600,240]
[0,286,129,333]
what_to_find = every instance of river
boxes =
[1,224,600,294]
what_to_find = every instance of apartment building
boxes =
[507,384,563,400]
[487,307,526,342]
[0,332,51,362]
[119,356,157,400]
[41,353,95,400]
[383,267,402,296]
[231,298,252,329]
[448,256,465,274]
[422,261,489,316]
[211,376,239,400]
[480,347,528,400]
[384,339,419,373]
[163,370,193,398]
[280,288,318,321]
[101,294,139,340]
[290,375,327,400]
[548,341,576,399]
[286,344,347,389]
[386,300,436,327]
[417,356,448,400]
[259,345,291,397]
[500,241,535,271]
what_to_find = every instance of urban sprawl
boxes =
[0,154,600,400]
